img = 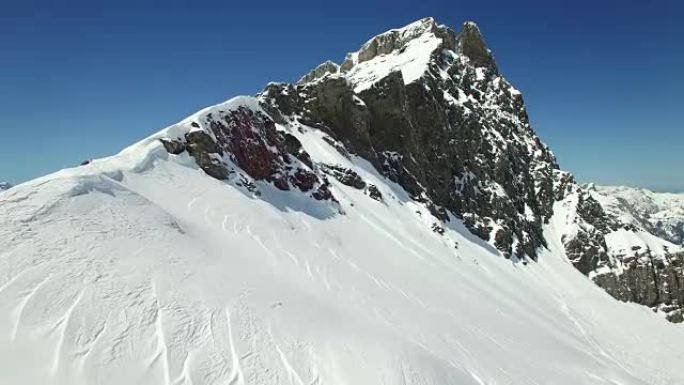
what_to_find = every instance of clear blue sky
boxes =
[1,0,682,191]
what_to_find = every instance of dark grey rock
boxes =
[160,138,186,155]
[366,184,383,201]
[322,164,366,189]
[298,60,340,84]
[457,21,497,70]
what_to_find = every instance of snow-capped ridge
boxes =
[587,184,684,246]
[347,17,440,65]
[295,17,456,91]
[297,18,498,94]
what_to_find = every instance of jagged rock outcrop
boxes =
[457,21,496,70]
[554,178,684,322]
[260,18,558,260]
[588,184,684,246]
[298,60,340,84]
[160,105,333,201]
[593,250,684,322]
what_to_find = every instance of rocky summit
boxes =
[261,18,558,260]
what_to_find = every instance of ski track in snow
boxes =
[225,309,244,385]
[50,288,85,374]
[10,275,52,341]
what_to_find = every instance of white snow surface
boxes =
[343,32,442,92]
[302,17,444,92]
[2,97,684,385]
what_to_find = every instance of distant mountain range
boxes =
[587,184,684,246]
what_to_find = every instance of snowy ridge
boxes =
[552,178,684,321]
[2,17,684,385]
[2,112,684,384]
[588,184,684,246]
[557,184,682,259]
[343,30,442,92]
[298,17,451,92]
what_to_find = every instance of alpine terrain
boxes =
[587,184,684,247]
[0,182,11,191]
[1,18,683,385]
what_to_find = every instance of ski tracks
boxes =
[50,288,85,373]
[225,308,245,385]
[10,274,51,341]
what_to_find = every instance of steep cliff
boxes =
[260,18,558,260]
[553,179,684,322]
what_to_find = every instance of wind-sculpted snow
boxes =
[2,133,684,385]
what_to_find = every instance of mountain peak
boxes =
[297,18,499,92]
[294,17,456,92]
[457,20,496,70]
[298,60,340,84]
[338,17,450,72]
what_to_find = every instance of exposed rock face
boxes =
[593,251,684,322]
[587,184,684,246]
[554,179,684,322]
[298,60,340,84]
[342,17,453,68]
[261,19,558,260]
[457,21,496,70]
[160,106,333,201]
[321,164,366,189]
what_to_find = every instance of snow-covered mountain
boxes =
[587,184,684,246]
[1,18,683,385]
[0,181,11,191]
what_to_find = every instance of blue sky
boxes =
[1,0,682,191]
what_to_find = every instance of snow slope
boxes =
[1,97,684,385]
[341,19,443,92]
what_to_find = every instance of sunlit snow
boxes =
[1,97,684,385]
